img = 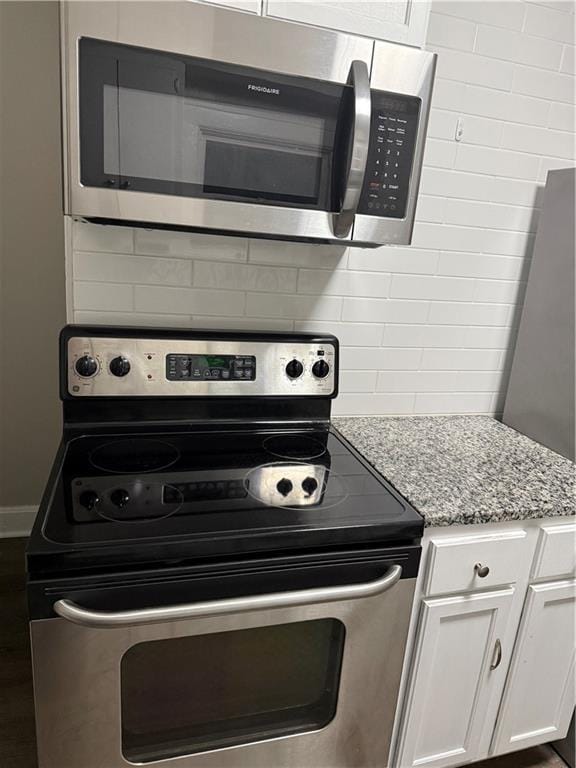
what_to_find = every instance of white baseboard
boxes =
[0,506,37,538]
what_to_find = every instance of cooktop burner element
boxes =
[90,438,180,473]
[263,435,327,460]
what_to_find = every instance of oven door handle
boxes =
[53,564,402,629]
[333,59,371,239]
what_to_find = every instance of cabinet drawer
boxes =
[532,522,576,580]
[425,531,528,596]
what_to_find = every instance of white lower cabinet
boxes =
[491,579,576,755]
[396,588,514,768]
[393,520,576,768]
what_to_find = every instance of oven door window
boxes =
[120,618,345,762]
[80,38,347,211]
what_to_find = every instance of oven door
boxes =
[64,1,374,243]
[30,555,417,768]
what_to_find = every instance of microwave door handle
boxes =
[53,564,402,629]
[333,60,371,239]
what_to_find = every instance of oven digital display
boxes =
[166,354,256,381]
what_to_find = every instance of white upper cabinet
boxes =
[396,587,515,768]
[264,1,431,48]
[492,579,576,755]
[192,0,261,14]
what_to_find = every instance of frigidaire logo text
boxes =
[247,83,280,95]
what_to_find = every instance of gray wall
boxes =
[0,1,66,506]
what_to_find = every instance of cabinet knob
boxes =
[474,562,490,578]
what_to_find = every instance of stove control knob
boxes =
[79,491,100,511]
[302,477,318,496]
[312,359,330,379]
[276,478,293,497]
[109,356,131,377]
[110,489,130,508]
[285,359,304,379]
[75,355,98,378]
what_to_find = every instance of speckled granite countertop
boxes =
[333,416,575,527]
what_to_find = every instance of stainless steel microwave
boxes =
[61,1,436,247]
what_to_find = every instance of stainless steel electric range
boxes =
[27,325,423,768]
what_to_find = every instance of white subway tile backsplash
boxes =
[134,286,245,316]
[414,392,494,413]
[524,2,575,43]
[339,371,379,393]
[248,240,347,268]
[342,298,430,323]
[432,46,515,91]
[74,310,194,327]
[135,229,248,261]
[432,1,526,30]
[73,281,134,312]
[423,138,458,168]
[490,177,542,207]
[420,167,496,202]
[194,261,297,292]
[415,195,446,223]
[74,252,192,286]
[422,348,503,370]
[246,293,342,320]
[438,252,526,281]
[560,45,575,75]
[513,65,575,104]
[191,316,293,331]
[501,123,575,160]
[348,247,439,275]
[455,144,541,180]
[390,274,476,302]
[444,199,537,231]
[382,324,466,348]
[428,301,512,326]
[462,325,515,348]
[549,102,575,133]
[427,12,476,51]
[341,347,422,370]
[456,83,552,127]
[67,0,574,419]
[297,269,391,297]
[73,221,134,254]
[332,393,415,416]
[294,321,384,346]
[376,370,503,392]
[474,279,523,304]
[475,25,563,70]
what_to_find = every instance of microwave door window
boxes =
[107,42,345,211]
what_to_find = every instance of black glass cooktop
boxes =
[29,427,423,573]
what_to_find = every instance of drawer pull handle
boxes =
[474,562,490,578]
[490,638,502,670]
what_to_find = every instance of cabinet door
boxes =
[193,0,261,14]
[265,1,430,48]
[492,579,576,756]
[396,588,514,768]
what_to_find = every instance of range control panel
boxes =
[65,333,337,397]
[358,91,421,219]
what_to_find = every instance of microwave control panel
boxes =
[358,92,421,220]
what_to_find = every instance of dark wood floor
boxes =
[0,537,569,768]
